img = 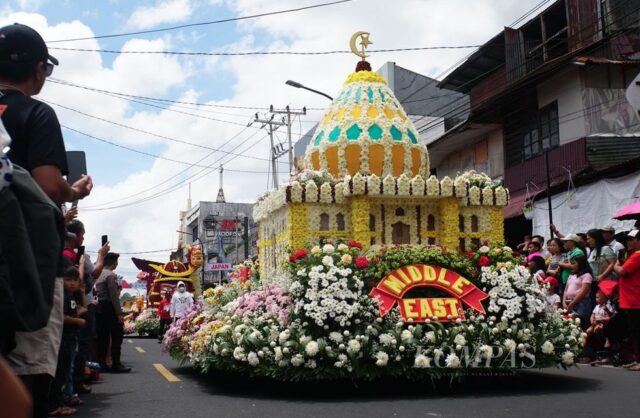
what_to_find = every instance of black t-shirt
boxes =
[63,292,79,335]
[0,89,68,175]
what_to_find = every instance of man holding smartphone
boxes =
[94,252,130,373]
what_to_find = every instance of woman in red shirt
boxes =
[613,230,640,371]
[157,291,172,343]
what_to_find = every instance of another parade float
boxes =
[163,33,584,381]
[124,244,204,336]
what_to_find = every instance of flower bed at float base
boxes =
[134,309,161,336]
[163,242,584,382]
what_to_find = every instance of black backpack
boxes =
[0,164,64,352]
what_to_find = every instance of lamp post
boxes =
[285,80,333,101]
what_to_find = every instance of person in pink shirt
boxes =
[563,254,593,329]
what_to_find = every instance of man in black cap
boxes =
[0,23,93,418]
[0,23,92,204]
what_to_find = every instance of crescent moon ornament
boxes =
[350,31,372,60]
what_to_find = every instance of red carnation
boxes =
[289,248,308,263]
[465,250,474,259]
[355,256,369,269]
[348,240,363,249]
[294,249,308,259]
[478,256,491,267]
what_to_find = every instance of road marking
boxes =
[135,347,145,353]
[153,363,180,382]
[127,339,133,344]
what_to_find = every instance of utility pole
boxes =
[270,105,306,175]
[248,114,286,189]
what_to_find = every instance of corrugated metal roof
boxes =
[586,136,640,171]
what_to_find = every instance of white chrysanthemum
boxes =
[453,334,466,346]
[478,246,490,253]
[414,354,430,368]
[247,351,259,366]
[322,244,335,254]
[504,339,517,351]
[347,339,361,353]
[305,341,319,357]
[401,329,414,344]
[329,332,343,344]
[445,353,461,368]
[379,333,395,346]
[278,330,290,344]
[375,351,389,367]
[425,331,436,343]
[541,341,554,354]
[479,345,493,359]
[274,346,283,361]
[322,255,334,266]
[561,351,575,365]
[502,246,513,253]
[291,354,305,367]
[233,347,245,361]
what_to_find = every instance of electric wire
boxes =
[46,0,354,43]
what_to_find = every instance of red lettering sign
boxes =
[369,264,488,323]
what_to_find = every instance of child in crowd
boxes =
[588,290,614,335]
[49,264,86,417]
[585,291,615,363]
[157,290,172,343]
[528,255,547,281]
[542,277,561,310]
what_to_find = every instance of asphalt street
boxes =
[74,338,640,418]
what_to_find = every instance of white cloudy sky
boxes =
[1,0,550,277]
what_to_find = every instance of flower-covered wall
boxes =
[256,172,508,279]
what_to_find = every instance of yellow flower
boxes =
[337,243,349,252]
[341,254,353,264]
[494,248,502,255]
[311,245,321,255]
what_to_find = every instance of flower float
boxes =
[164,242,584,381]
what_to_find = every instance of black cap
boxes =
[0,23,58,66]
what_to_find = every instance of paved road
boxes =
[75,338,639,418]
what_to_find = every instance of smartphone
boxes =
[77,245,85,259]
[101,235,108,246]
[71,200,79,208]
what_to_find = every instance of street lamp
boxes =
[286,80,333,101]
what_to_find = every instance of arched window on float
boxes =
[319,213,330,231]
[336,213,345,231]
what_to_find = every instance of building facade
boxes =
[431,0,640,243]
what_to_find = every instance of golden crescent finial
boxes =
[349,31,372,60]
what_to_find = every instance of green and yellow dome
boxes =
[305,68,429,179]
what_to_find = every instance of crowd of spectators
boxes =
[519,224,640,370]
[0,23,131,418]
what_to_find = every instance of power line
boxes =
[45,98,291,163]
[46,0,354,43]
[79,126,257,208]
[49,44,485,56]
[81,131,269,210]
[48,78,312,111]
